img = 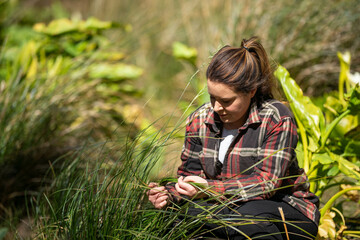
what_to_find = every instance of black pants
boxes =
[179,199,318,240]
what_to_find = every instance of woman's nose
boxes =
[214,101,223,112]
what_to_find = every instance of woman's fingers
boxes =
[148,182,158,188]
[148,186,165,196]
[149,193,169,209]
[175,182,188,195]
[155,195,169,209]
[147,184,169,209]
[175,176,197,197]
[147,182,159,197]
[148,188,167,203]
[155,195,168,204]
[149,191,165,202]
[183,176,208,186]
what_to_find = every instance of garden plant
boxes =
[1,0,360,239]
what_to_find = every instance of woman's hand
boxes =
[175,176,208,199]
[147,182,169,209]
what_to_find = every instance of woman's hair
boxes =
[206,37,274,103]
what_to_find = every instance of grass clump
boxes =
[0,15,148,234]
[32,127,181,239]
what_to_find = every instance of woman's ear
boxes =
[250,89,257,98]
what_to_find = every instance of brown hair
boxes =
[206,37,274,103]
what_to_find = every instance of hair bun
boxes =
[241,38,251,52]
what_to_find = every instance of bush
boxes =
[0,17,145,221]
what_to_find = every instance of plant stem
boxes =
[339,68,345,105]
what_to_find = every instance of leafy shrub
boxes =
[0,17,145,219]
[275,53,360,239]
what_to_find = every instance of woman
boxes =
[147,37,320,239]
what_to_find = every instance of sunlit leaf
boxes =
[172,42,197,65]
[89,63,143,80]
[26,57,37,79]
[48,56,64,79]
[327,165,339,177]
[34,18,77,36]
[308,137,318,152]
[295,142,305,168]
[330,152,360,180]
[118,84,143,96]
[323,95,344,115]
[32,22,46,33]
[93,51,125,61]
[337,52,351,105]
[82,17,112,30]
[318,210,336,240]
[333,115,357,138]
[312,152,334,165]
[122,104,143,125]
[33,17,113,36]
[274,66,325,145]
[62,41,80,56]
[338,51,351,65]
[18,41,39,72]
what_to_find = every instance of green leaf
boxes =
[343,140,360,157]
[33,18,77,36]
[62,41,81,56]
[118,84,143,96]
[329,152,360,180]
[33,17,113,36]
[333,114,357,137]
[312,152,334,165]
[337,52,351,104]
[327,165,339,177]
[82,17,112,30]
[172,42,197,65]
[323,95,344,115]
[308,137,319,152]
[93,51,125,61]
[295,142,305,168]
[274,66,325,145]
[89,63,143,80]
[345,85,360,113]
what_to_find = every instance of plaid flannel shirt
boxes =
[168,99,320,225]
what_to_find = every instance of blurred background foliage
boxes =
[0,0,359,239]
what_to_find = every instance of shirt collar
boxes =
[241,100,261,129]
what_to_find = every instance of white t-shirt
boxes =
[218,128,238,164]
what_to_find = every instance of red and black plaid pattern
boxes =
[167,99,319,225]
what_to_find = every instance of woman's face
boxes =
[207,79,256,129]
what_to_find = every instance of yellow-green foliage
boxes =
[275,54,360,240]
[0,17,148,210]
